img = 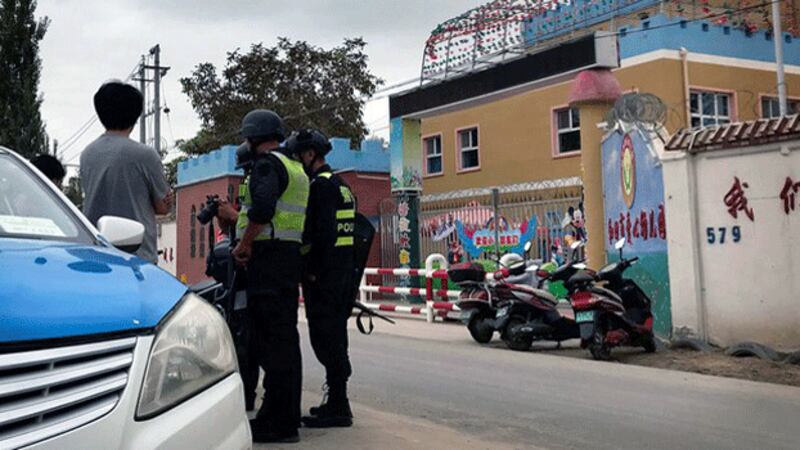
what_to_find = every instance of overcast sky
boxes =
[37,0,481,167]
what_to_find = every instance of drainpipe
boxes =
[680,48,691,128]
[686,130,709,342]
[680,48,708,341]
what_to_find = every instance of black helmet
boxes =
[285,129,332,157]
[240,109,286,142]
[235,142,253,170]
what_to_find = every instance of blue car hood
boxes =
[0,239,187,344]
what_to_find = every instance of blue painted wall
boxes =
[618,14,800,64]
[327,137,390,174]
[178,138,389,187]
[177,145,241,187]
[601,128,672,337]
[522,0,800,65]
[523,0,659,46]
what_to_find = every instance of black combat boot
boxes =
[308,383,328,417]
[302,381,352,428]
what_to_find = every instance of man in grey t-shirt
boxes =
[80,81,172,263]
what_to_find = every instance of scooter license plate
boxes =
[496,307,509,318]
[575,311,595,323]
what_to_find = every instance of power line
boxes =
[59,62,143,164]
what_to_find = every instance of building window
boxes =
[690,91,731,128]
[424,135,443,175]
[761,96,799,118]
[555,107,581,154]
[199,222,206,258]
[457,127,479,171]
[190,205,196,258]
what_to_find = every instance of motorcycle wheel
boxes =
[642,334,657,353]
[502,317,533,352]
[589,327,611,361]
[467,314,494,344]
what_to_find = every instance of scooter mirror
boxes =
[614,238,626,250]
[524,241,532,253]
[572,263,587,270]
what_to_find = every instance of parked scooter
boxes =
[454,241,586,349]
[497,241,589,351]
[569,238,657,360]
[451,253,529,344]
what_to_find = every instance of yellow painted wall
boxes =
[419,57,800,195]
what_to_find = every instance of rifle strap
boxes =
[356,311,374,335]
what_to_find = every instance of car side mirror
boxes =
[98,216,145,254]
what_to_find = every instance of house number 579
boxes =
[706,226,741,244]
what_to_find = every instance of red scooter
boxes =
[568,239,657,360]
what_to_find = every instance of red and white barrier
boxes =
[359,254,462,323]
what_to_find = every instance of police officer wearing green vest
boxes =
[286,129,357,428]
[232,109,309,444]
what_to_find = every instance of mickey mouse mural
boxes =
[561,203,587,247]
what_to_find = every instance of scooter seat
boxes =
[591,286,623,305]
[530,288,558,305]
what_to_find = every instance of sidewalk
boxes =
[253,391,520,450]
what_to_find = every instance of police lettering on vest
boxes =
[318,172,355,248]
[237,152,310,242]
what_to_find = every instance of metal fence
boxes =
[379,178,583,270]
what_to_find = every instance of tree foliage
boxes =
[64,175,82,209]
[0,0,49,158]
[164,155,187,188]
[180,38,382,155]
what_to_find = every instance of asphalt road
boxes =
[299,320,800,450]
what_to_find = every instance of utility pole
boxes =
[771,0,788,116]
[151,44,162,155]
[133,45,170,152]
[138,56,147,145]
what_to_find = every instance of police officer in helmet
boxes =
[214,142,259,413]
[287,129,356,428]
[232,109,309,443]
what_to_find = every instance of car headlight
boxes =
[136,293,237,419]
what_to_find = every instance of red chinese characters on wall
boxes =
[723,177,755,222]
[607,204,666,245]
[780,177,800,215]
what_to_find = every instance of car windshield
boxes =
[0,152,94,244]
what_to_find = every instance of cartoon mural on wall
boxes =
[602,126,672,337]
[389,118,423,191]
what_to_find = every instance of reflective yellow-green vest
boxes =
[236,151,309,243]
[318,172,355,248]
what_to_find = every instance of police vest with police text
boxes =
[236,151,309,243]
[317,171,355,248]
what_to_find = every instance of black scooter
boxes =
[498,242,589,351]
[569,238,656,360]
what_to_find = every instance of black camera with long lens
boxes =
[197,194,220,225]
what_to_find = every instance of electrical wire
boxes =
[59,61,143,164]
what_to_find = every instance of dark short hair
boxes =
[93,81,144,130]
[31,154,66,182]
